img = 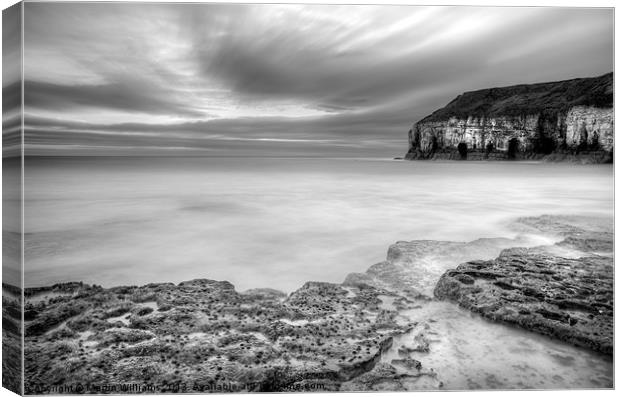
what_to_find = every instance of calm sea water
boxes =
[18,156,614,389]
[22,157,613,291]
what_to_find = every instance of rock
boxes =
[454,274,475,285]
[18,214,613,392]
[242,288,287,299]
[435,250,613,354]
[514,214,613,238]
[397,331,431,356]
[412,333,430,353]
[98,328,155,347]
[433,215,614,356]
[391,358,422,371]
[26,302,91,337]
[342,272,376,288]
[2,286,22,394]
[557,234,613,252]
[375,310,397,326]
[23,277,411,393]
[405,73,613,162]
[340,363,407,391]
[136,307,153,316]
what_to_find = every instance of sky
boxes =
[5,2,614,157]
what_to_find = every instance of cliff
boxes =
[405,73,613,162]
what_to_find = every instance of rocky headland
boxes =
[405,73,613,163]
[4,215,614,392]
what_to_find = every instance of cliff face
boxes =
[405,73,613,162]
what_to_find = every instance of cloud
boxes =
[2,2,22,88]
[20,3,613,156]
[3,4,23,158]
[24,109,411,158]
[24,79,206,118]
[193,6,612,109]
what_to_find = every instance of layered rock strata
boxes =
[405,73,613,162]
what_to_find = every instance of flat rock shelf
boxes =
[434,250,612,355]
[10,214,613,392]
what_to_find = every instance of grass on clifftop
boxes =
[420,72,612,122]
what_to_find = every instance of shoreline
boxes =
[3,213,614,391]
[404,150,613,164]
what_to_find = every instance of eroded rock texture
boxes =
[435,217,613,355]
[19,215,613,392]
[405,73,613,162]
[23,279,426,393]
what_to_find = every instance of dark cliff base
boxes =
[10,215,614,392]
[405,148,613,163]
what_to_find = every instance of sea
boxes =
[9,155,614,389]
[19,156,613,291]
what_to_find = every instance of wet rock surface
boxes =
[435,216,613,355]
[17,215,614,392]
[23,279,423,393]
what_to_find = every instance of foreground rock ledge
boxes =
[21,279,431,393]
[434,246,613,355]
[6,214,612,392]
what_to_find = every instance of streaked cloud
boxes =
[20,3,613,157]
[25,80,207,118]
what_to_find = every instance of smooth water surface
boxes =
[24,157,613,291]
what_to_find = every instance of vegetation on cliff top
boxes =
[420,72,613,122]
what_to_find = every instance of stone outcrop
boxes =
[405,73,613,162]
[22,278,423,393]
[13,215,614,392]
[434,216,613,355]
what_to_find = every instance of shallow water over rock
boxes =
[352,215,613,390]
[382,301,612,390]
